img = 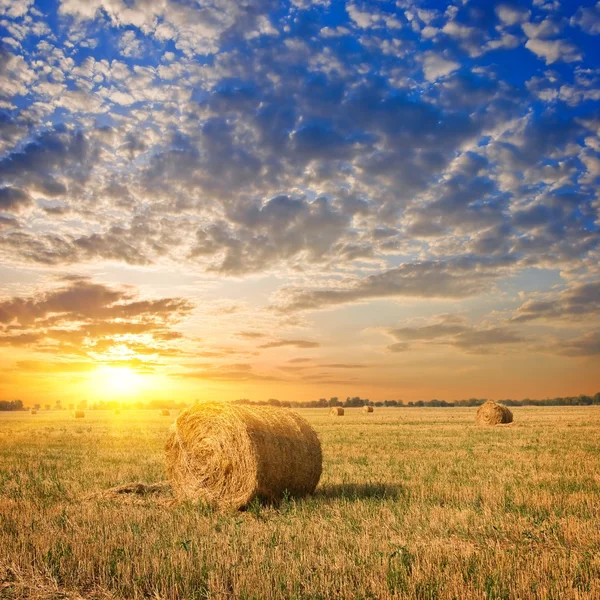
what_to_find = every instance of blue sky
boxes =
[0,0,599,403]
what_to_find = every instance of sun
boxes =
[92,365,145,399]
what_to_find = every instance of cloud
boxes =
[525,38,582,64]
[0,0,599,396]
[496,4,531,26]
[274,257,514,312]
[176,363,283,381]
[0,277,193,360]
[319,363,366,368]
[570,3,600,35]
[259,338,320,349]
[0,186,31,213]
[557,331,600,357]
[512,282,600,322]
[422,52,460,81]
[387,316,526,354]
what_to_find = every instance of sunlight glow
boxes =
[91,366,145,399]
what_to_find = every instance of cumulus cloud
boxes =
[422,52,460,81]
[525,38,582,64]
[570,3,600,35]
[496,4,531,26]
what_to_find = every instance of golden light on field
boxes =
[90,365,146,399]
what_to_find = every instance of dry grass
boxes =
[1,407,600,599]
[165,402,322,510]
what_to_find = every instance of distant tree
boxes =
[0,400,24,411]
[267,398,281,407]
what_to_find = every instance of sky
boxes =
[0,0,599,405]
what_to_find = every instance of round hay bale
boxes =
[74,410,85,418]
[476,401,513,426]
[363,405,374,413]
[161,409,170,416]
[30,409,38,415]
[330,407,344,416]
[165,402,322,510]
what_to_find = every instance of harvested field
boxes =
[1,407,600,599]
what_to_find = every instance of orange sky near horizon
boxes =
[1,266,598,406]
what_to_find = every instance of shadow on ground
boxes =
[314,482,404,501]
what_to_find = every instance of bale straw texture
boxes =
[165,402,322,510]
[330,407,344,416]
[476,401,513,426]
[363,406,374,413]
[74,410,85,418]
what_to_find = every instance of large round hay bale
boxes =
[330,407,344,416]
[476,401,513,426]
[165,402,322,510]
[74,410,85,418]
[363,405,374,413]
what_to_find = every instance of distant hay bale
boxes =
[30,409,37,415]
[363,405,374,413]
[74,410,85,418]
[161,409,170,416]
[115,409,121,415]
[330,407,344,416]
[165,402,322,510]
[476,401,513,426]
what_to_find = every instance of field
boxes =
[1,407,600,600]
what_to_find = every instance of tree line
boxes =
[233,393,600,408]
[2,393,600,411]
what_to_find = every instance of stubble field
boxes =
[1,407,600,600]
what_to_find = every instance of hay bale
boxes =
[165,402,322,510]
[161,409,170,416]
[363,405,374,413]
[30,409,37,415]
[476,401,513,426]
[330,407,344,416]
[74,410,85,418]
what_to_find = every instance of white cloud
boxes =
[496,4,531,26]
[570,3,600,35]
[119,30,144,58]
[525,38,583,64]
[0,0,33,18]
[347,4,375,29]
[522,18,561,39]
[422,52,460,81]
